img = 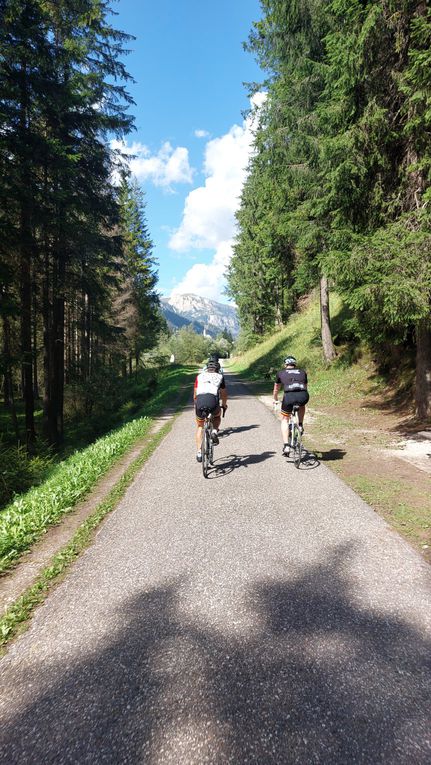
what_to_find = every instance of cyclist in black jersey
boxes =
[273,355,309,456]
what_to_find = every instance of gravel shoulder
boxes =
[1,374,430,764]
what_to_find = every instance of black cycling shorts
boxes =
[281,390,309,416]
[195,393,220,424]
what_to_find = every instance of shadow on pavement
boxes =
[219,424,260,438]
[284,449,321,470]
[3,545,430,763]
[208,451,277,478]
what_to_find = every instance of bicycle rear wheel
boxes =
[293,428,303,468]
[202,426,210,477]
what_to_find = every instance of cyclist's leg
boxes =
[196,394,217,450]
[281,414,290,443]
[195,423,204,451]
[297,391,309,428]
[281,395,294,449]
[212,409,221,432]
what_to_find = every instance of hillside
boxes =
[231,292,431,562]
[161,294,239,337]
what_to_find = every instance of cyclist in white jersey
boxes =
[194,360,227,462]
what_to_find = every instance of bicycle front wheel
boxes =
[202,427,210,477]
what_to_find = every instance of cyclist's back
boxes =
[194,361,227,462]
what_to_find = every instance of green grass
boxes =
[0,365,194,574]
[0,368,161,507]
[231,292,374,408]
[349,475,431,547]
[0,417,177,649]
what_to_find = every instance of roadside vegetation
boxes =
[0,365,194,575]
[232,292,374,404]
[231,292,431,561]
[228,1,431,420]
[0,412,179,648]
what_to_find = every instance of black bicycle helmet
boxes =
[283,355,297,366]
[206,359,220,372]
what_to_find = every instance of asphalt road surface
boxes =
[1,375,430,764]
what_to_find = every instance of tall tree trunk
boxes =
[415,319,431,421]
[42,160,52,443]
[81,291,91,381]
[2,313,12,409]
[42,235,51,439]
[19,58,35,448]
[2,315,20,443]
[52,244,65,445]
[320,275,336,362]
[65,301,71,385]
[20,209,36,447]
[44,250,59,446]
[32,277,39,399]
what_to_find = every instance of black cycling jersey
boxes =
[275,368,308,392]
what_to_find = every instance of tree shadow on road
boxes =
[2,544,430,763]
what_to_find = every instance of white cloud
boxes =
[111,139,194,189]
[168,93,266,301]
[171,241,233,302]
[194,129,210,138]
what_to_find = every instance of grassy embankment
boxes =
[0,365,194,575]
[0,364,194,647]
[0,367,165,507]
[230,293,431,558]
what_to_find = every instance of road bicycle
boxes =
[201,409,215,478]
[288,404,303,468]
[273,401,303,468]
[200,405,226,478]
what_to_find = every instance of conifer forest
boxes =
[228,0,431,418]
[0,0,160,452]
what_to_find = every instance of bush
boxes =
[64,368,159,440]
[167,327,212,364]
[234,327,261,354]
[0,444,53,509]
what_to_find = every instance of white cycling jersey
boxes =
[195,371,224,398]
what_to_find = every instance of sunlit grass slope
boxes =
[231,292,376,407]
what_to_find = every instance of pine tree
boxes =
[116,173,160,373]
[0,0,136,447]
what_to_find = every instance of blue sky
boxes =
[111,0,263,304]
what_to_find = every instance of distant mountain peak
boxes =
[161,293,239,337]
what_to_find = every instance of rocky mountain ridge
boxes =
[161,294,239,337]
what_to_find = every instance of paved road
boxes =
[1,376,430,764]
